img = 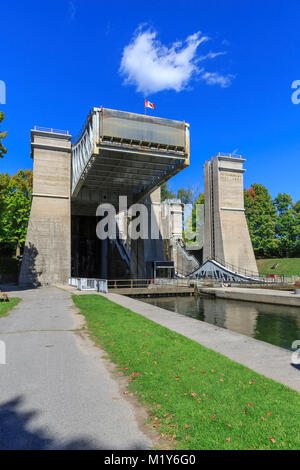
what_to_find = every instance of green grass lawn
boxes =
[73,294,300,450]
[0,298,21,317]
[257,258,300,276]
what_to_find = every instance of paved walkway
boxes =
[0,287,152,450]
[105,293,300,393]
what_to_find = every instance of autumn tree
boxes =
[0,112,7,158]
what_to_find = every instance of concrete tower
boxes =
[19,129,71,286]
[203,153,258,276]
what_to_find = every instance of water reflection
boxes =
[141,295,300,350]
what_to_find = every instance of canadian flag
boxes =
[145,99,155,110]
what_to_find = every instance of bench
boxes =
[0,291,9,302]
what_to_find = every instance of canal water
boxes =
[141,295,300,350]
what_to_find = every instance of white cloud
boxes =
[68,1,76,21]
[201,71,234,88]
[120,27,234,95]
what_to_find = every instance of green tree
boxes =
[184,191,204,245]
[0,170,33,256]
[293,200,300,213]
[191,192,204,231]
[177,187,194,205]
[244,184,279,257]
[160,182,176,201]
[274,193,300,257]
[0,112,7,158]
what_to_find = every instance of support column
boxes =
[100,239,108,279]
[203,154,258,275]
[19,129,71,286]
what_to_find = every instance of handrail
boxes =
[217,152,242,159]
[107,278,191,289]
[203,255,260,278]
[71,108,93,144]
[34,126,69,135]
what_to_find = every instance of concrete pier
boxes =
[203,154,258,275]
[199,286,300,307]
[19,129,71,286]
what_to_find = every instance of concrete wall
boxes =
[169,240,200,276]
[130,188,164,279]
[19,130,71,286]
[203,154,258,275]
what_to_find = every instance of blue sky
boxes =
[1,0,300,201]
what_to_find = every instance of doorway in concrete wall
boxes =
[71,215,130,279]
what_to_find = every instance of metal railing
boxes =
[107,278,191,289]
[203,255,261,279]
[217,152,242,159]
[175,240,200,277]
[69,278,108,293]
[34,126,70,135]
[191,272,287,285]
[71,108,94,144]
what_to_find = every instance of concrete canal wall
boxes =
[199,287,300,307]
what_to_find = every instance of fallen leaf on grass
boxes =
[270,437,276,443]
[211,414,216,420]
[131,372,140,378]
